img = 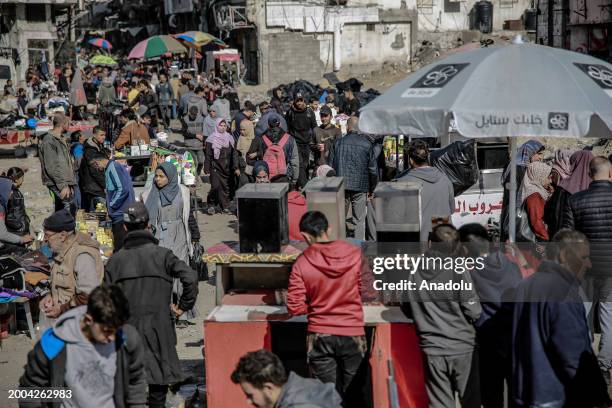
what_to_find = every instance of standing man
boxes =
[91,154,135,251]
[20,284,147,408]
[287,211,368,402]
[403,224,481,408]
[181,105,206,176]
[231,101,255,139]
[340,88,361,117]
[285,93,317,187]
[562,156,612,383]
[398,140,455,241]
[105,202,198,408]
[512,230,609,407]
[39,114,78,214]
[311,105,341,168]
[155,73,174,126]
[80,126,110,212]
[329,117,377,241]
[40,209,105,319]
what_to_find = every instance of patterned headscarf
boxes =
[520,161,552,203]
[503,140,544,182]
[207,118,234,160]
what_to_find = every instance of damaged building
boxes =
[537,0,612,60]
[214,0,533,86]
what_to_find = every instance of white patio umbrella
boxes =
[360,39,612,241]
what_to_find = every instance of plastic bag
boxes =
[430,139,478,196]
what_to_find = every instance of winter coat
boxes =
[38,132,76,191]
[562,180,612,276]
[5,186,30,236]
[211,98,231,122]
[401,250,481,356]
[288,240,365,336]
[105,160,135,224]
[19,320,146,408]
[287,191,307,241]
[114,121,150,150]
[397,167,454,241]
[329,131,377,193]
[130,91,158,116]
[230,111,249,139]
[255,111,288,138]
[104,230,198,385]
[155,82,174,106]
[276,372,342,408]
[524,192,549,241]
[79,138,110,197]
[285,106,317,145]
[511,260,608,408]
[97,82,116,106]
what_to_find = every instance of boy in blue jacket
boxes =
[92,153,135,251]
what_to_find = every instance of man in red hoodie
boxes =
[287,211,366,400]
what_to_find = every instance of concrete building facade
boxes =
[0,0,78,84]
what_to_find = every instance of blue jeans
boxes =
[585,276,612,371]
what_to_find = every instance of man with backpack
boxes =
[259,117,299,187]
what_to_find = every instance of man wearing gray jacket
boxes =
[397,140,455,241]
[38,114,77,215]
[402,225,481,408]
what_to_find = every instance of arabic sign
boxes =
[451,191,503,228]
[402,63,469,98]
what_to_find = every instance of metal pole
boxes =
[508,137,517,242]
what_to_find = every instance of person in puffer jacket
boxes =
[231,349,341,408]
[287,211,374,404]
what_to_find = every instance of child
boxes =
[36,94,48,120]
[4,167,31,238]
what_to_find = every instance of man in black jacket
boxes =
[285,93,317,188]
[19,284,147,408]
[105,202,198,408]
[562,156,612,382]
[329,117,377,240]
[79,127,110,211]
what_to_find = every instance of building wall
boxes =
[417,0,532,32]
[252,0,415,86]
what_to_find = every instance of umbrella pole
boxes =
[508,137,517,243]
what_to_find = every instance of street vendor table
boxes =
[203,242,428,408]
[124,155,152,187]
[0,129,31,145]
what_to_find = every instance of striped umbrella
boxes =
[128,35,187,60]
[88,38,112,50]
[175,31,227,51]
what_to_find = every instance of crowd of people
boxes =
[2,52,612,408]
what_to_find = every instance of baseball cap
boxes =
[294,92,304,101]
[268,117,280,128]
[320,105,332,116]
[123,202,150,225]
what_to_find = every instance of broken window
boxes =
[26,4,46,22]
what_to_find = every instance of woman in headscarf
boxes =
[550,148,575,185]
[236,119,258,185]
[143,162,199,319]
[521,161,553,242]
[501,140,545,241]
[204,118,239,214]
[545,149,594,237]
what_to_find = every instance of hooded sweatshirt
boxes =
[402,250,481,355]
[397,166,455,241]
[287,191,307,241]
[288,240,365,336]
[277,372,342,408]
[53,306,116,408]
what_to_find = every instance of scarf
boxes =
[557,150,594,195]
[520,161,552,203]
[551,148,575,181]
[236,119,255,158]
[502,140,544,182]
[145,162,180,223]
[207,118,234,160]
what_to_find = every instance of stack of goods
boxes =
[75,209,113,257]
[151,147,196,184]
